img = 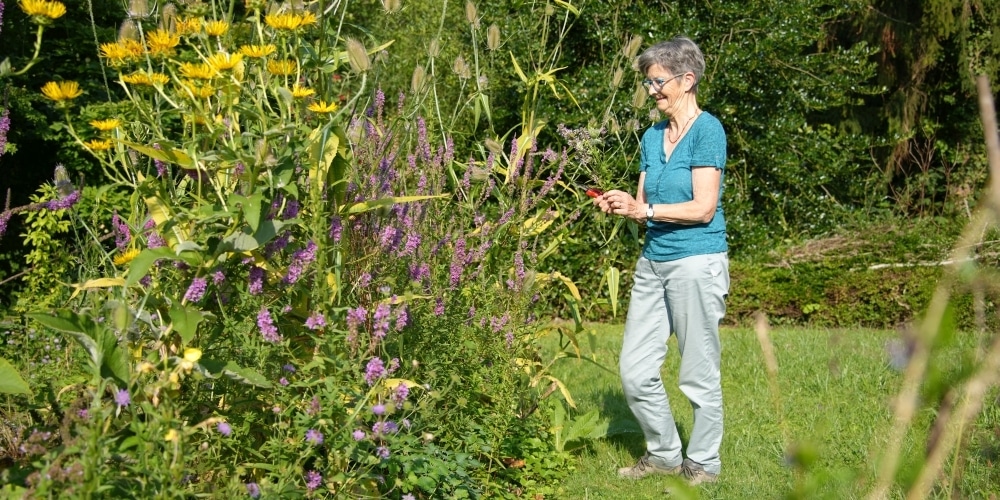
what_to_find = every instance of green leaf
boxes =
[347,194,449,214]
[218,219,285,253]
[222,361,273,388]
[605,266,621,318]
[169,302,205,345]
[125,247,176,286]
[0,358,31,395]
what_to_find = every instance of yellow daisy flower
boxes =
[99,41,132,66]
[147,29,180,57]
[18,0,66,24]
[120,71,170,86]
[41,81,83,101]
[307,100,338,113]
[90,118,122,131]
[113,248,141,265]
[264,11,315,31]
[203,20,229,36]
[174,17,202,36]
[266,59,297,76]
[164,429,179,442]
[179,81,215,99]
[179,62,217,80]
[207,52,243,72]
[123,39,146,59]
[84,139,113,151]
[238,44,276,58]
[290,84,315,98]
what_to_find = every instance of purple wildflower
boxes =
[305,429,324,445]
[257,308,281,342]
[0,212,10,239]
[352,429,366,441]
[378,226,398,250]
[112,212,131,250]
[284,241,317,284]
[434,297,445,316]
[246,482,261,498]
[393,383,409,407]
[234,162,245,175]
[217,422,232,436]
[152,144,168,177]
[283,364,296,372]
[0,108,10,156]
[282,199,300,219]
[279,377,289,386]
[308,395,321,416]
[184,277,207,302]
[212,270,225,284]
[77,409,89,419]
[506,331,515,348]
[388,357,400,373]
[147,231,166,248]
[364,357,385,386]
[328,215,343,242]
[115,389,130,407]
[376,446,390,459]
[346,306,366,338]
[47,190,80,210]
[359,272,372,288]
[305,312,326,330]
[304,470,322,491]
[395,307,409,330]
[372,404,385,416]
[403,494,416,500]
[248,266,265,295]
[373,303,391,339]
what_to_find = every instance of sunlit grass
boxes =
[542,324,999,499]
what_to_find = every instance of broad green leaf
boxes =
[347,194,449,214]
[543,375,576,408]
[218,219,285,253]
[119,436,144,452]
[0,358,30,395]
[169,302,205,345]
[70,277,126,300]
[125,247,176,286]
[308,124,340,188]
[99,328,130,384]
[230,194,264,232]
[605,266,621,317]
[222,362,273,388]
[117,140,194,169]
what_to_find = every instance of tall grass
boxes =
[544,324,999,499]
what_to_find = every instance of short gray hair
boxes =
[636,37,706,93]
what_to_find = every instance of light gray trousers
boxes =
[619,253,729,474]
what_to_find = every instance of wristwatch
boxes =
[646,203,654,220]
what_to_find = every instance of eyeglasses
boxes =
[641,74,684,92]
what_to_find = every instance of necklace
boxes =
[666,109,701,144]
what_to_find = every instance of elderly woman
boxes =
[596,36,729,486]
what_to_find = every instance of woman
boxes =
[596,36,729,486]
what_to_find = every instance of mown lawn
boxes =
[542,324,1000,499]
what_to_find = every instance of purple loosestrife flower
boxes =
[378,225,398,251]
[395,307,409,330]
[147,231,166,249]
[388,357,400,373]
[364,357,385,386]
[352,429,366,441]
[282,199,300,219]
[112,212,131,250]
[184,277,207,303]
[346,306,366,339]
[506,331,515,348]
[152,144,168,177]
[217,422,232,436]
[284,241,317,284]
[305,312,326,330]
[0,212,11,239]
[308,395,321,416]
[115,389,130,407]
[283,363,296,373]
[400,233,420,257]
[0,108,10,156]
[47,190,80,210]
[393,383,409,407]
[257,308,281,342]
[264,230,290,258]
[212,270,225,285]
[328,215,343,242]
[246,483,261,498]
[359,272,372,288]
[372,303,391,340]
[305,429,324,445]
[248,266,265,295]
[434,297,445,316]
[372,404,385,416]
[304,470,322,491]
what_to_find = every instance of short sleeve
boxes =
[690,117,727,170]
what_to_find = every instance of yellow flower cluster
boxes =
[85,139,113,151]
[290,85,315,98]
[180,62,217,80]
[113,248,141,265]
[207,52,243,72]
[266,59,297,76]
[204,20,230,37]
[264,11,317,31]
[308,101,338,114]
[179,81,216,99]
[174,17,202,36]
[90,118,122,131]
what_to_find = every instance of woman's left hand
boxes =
[596,190,644,221]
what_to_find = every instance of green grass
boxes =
[541,324,1000,499]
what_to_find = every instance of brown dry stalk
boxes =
[753,312,788,448]
[868,75,1000,500]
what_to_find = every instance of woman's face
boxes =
[644,64,689,116]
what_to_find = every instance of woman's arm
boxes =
[599,167,719,224]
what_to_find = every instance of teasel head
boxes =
[381,0,400,13]
[623,35,643,61]
[486,23,500,51]
[411,66,427,94]
[160,3,178,31]
[428,39,440,58]
[345,38,370,73]
[127,0,150,19]
[464,0,478,26]
[53,164,75,196]
[119,19,139,41]
[452,56,471,80]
